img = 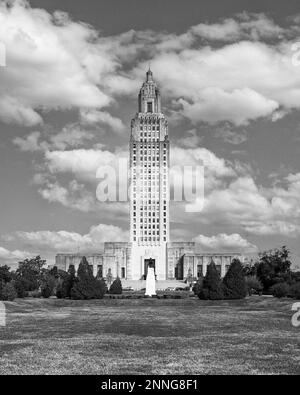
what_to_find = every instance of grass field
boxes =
[0,296,299,375]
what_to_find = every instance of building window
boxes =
[147,102,153,113]
[121,267,126,279]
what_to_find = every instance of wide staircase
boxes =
[121,279,187,291]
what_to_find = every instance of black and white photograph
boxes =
[0,0,299,378]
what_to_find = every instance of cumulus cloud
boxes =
[0,0,113,126]
[177,129,203,148]
[13,124,96,152]
[214,126,248,145]
[7,223,128,254]
[191,13,284,42]
[2,2,300,129]
[44,148,126,182]
[80,109,126,134]
[0,246,30,264]
[193,233,258,252]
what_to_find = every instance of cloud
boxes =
[0,0,113,126]
[0,246,29,264]
[179,87,278,126]
[244,221,300,237]
[191,13,284,42]
[177,129,203,148]
[13,124,96,152]
[193,233,258,252]
[80,109,126,134]
[44,148,126,181]
[214,125,248,145]
[1,3,300,129]
[38,180,96,213]
[7,223,128,254]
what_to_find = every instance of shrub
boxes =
[199,261,224,300]
[109,277,122,295]
[1,282,17,301]
[289,283,300,300]
[271,282,290,298]
[29,290,42,298]
[246,276,263,296]
[192,277,203,296]
[223,259,247,300]
[71,257,106,300]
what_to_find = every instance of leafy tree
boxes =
[0,281,17,301]
[71,257,106,300]
[223,259,247,300]
[13,276,29,298]
[270,282,290,298]
[256,246,292,291]
[199,261,224,300]
[16,256,46,292]
[109,277,122,294]
[56,266,76,299]
[289,283,300,299]
[0,265,12,284]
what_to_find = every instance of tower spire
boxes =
[146,67,153,82]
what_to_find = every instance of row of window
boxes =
[133,211,167,217]
[133,217,167,223]
[132,144,167,149]
[133,237,167,242]
[133,156,167,162]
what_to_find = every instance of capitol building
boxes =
[56,70,240,284]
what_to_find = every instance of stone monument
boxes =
[145,259,156,297]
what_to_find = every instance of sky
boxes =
[1,0,300,269]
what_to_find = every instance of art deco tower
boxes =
[129,69,170,280]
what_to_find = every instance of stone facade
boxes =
[55,71,241,281]
[56,242,240,281]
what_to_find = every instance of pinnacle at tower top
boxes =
[129,70,170,278]
[138,68,162,113]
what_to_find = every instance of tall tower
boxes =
[129,69,170,280]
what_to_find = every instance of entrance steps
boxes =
[120,279,186,291]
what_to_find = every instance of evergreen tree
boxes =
[109,277,122,294]
[223,259,247,299]
[199,260,224,300]
[71,257,106,300]
[57,266,76,299]
[192,275,203,296]
[40,269,56,298]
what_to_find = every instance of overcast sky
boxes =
[1,0,300,269]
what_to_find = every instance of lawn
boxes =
[0,296,299,375]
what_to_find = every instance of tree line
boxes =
[193,246,300,300]
[0,256,122,301]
